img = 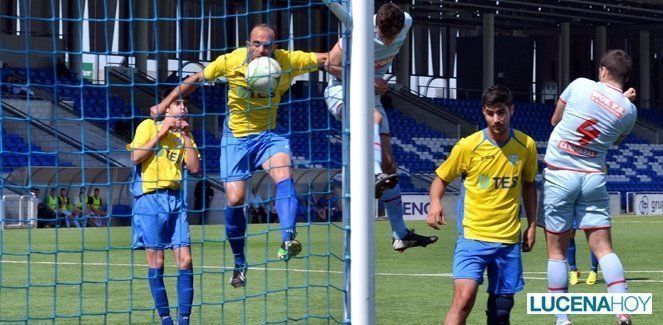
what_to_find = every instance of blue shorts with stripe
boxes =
[453,237,524,294]
[132,189,190,250]
[220,124,291,182]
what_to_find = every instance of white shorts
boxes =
[324,80,390,134]
[538,168,611,233]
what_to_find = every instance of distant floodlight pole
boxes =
[349,0,375,324]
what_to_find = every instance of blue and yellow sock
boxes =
[225,206,247,266]
[276,178,298,242]
[590,251,599,272]
[177,268,193,324]
[567,238,577,271]
[148,268,170,318]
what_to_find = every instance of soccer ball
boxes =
[246,56,282,97]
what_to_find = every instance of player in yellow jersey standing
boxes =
[128,99,200,325]
[427,85,538,325]
[152,24,328,288]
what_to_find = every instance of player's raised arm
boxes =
[129,118,177,165]
[315,52,329,69]
[151,71,205,118]
[623,87,636,102]
[179,121,200,175]
[324,40,343,80]
[427,177,448,230]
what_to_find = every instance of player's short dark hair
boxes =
[94,188,100,192]
[599,49,632,84]
[481,84,513,108]
[376,3,404,39]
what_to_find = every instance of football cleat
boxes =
[569,271,579,286]
[375,173,399,198]
[230,265,246,288]
[278,239,302,261]
[585,270,597,286]
[392,229,439,252]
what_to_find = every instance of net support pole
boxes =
[322,0,351,25]
[349,0,375,324]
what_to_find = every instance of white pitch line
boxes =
[523,270,663,274]
[2,260,663,283]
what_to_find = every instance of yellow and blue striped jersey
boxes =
[126,119,199,196]
[203,48,318,137]
[435,129,538,244]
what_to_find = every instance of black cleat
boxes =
[230,265,246,288]
[392,229,439,252]
[375,173,399,198]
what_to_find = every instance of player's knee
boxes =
[270,168,292,184]
[453,288,477,311]
[178,255,192,270]
[149,256,165,269]
[226,194,245,207]
[486,294,514,325]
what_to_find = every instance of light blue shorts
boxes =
[220,123,292,182]
[324,80,390,134]
[132,189,190,250]
[540,168,611,233]
[453,237,524,294]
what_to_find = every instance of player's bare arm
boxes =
[325,39,388,95]
[315,52,329,69]
[179,121,200,174]
[551,99,566,126]
[324,41,343,79]
[521,180,537,252]
[151,71,205,117]
[130,118,177,165]
[623,87,636,102]
[427,177,448,230]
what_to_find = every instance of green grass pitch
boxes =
[1,216,661,324]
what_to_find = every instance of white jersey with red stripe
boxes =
[544,78,637,173]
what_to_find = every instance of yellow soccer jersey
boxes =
[203,48,318,137]
[435,129,538,244]
[126,119,199,196]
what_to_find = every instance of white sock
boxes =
[599,252,627,293]
[547,259,569,322]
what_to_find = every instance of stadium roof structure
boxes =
[406,0,663,30]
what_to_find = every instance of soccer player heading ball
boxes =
[152,24,328,289]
